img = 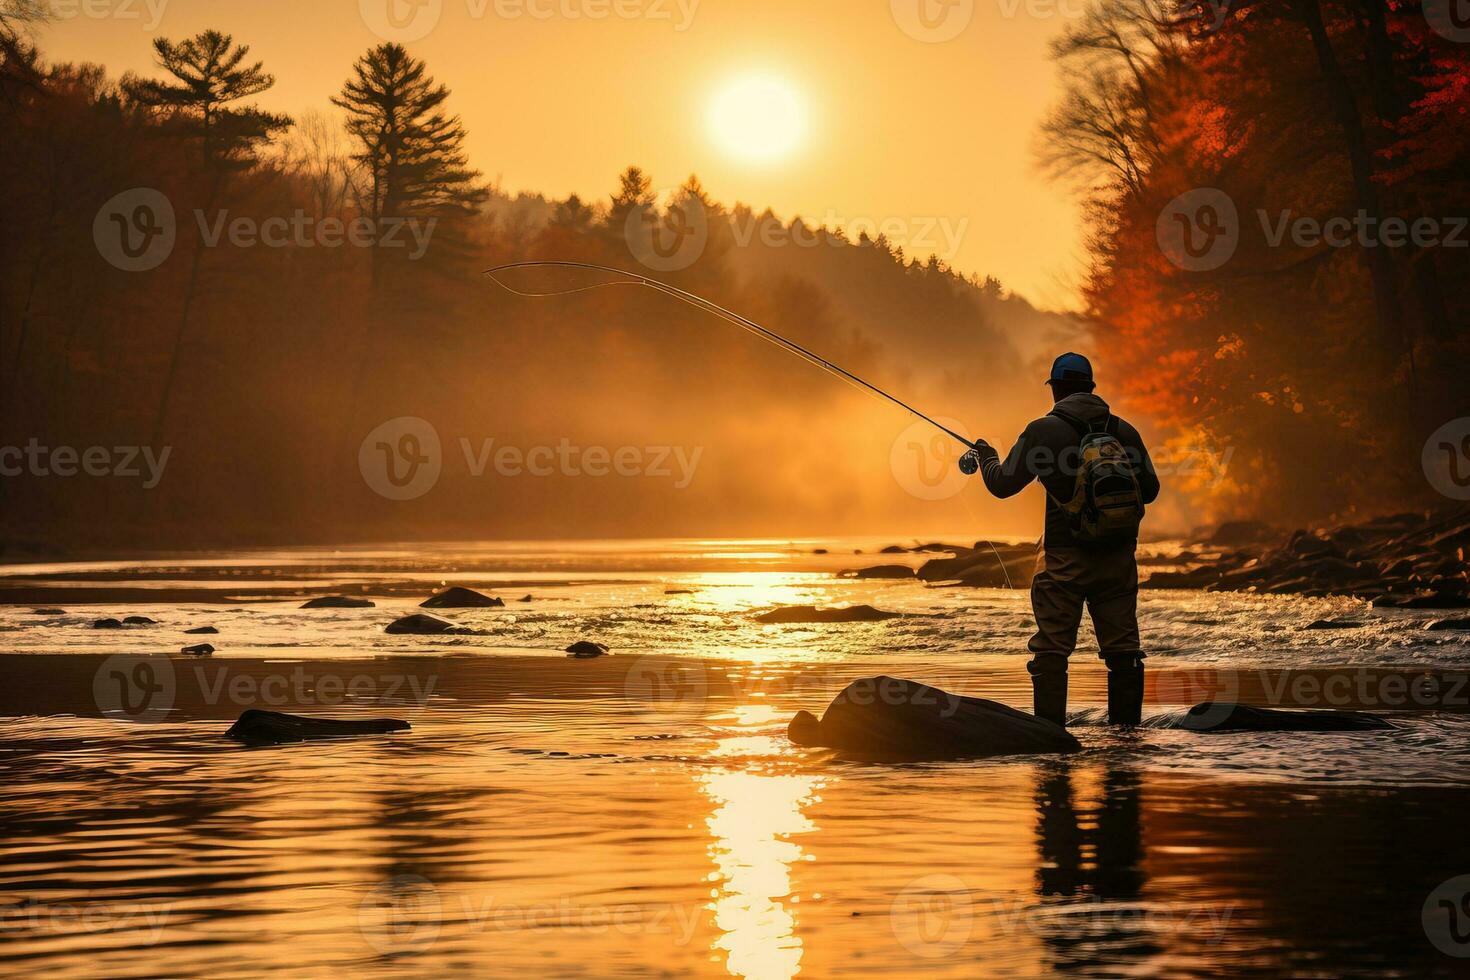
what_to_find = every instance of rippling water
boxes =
[2,539,1469,977]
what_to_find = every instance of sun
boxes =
[707,75,807,165]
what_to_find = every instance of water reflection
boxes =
[697,710,822,980]
[1032,764,1160,973]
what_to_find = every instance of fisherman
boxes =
[962,353,1160,727]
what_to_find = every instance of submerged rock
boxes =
[1163,702,1393,732]
[226,708,410,746]
[421,587,503,609]
[92,618,123,629]
[301,596,376,609]
[385,613,472,635]
[31,608,66,615]
[1304,619,1366,630]
[788,676,1080,760]
[566,640,609,658]
[122,615,157,626]
[185,625,219,634]
[518,594,533,602]
[754,604,905,624]
[181,643,214,656]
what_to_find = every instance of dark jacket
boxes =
[976,393,1161,548]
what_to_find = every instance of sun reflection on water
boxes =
[698,706,823,980]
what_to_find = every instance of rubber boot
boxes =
[1031,671,1069,728]
[1106,657,1145,727]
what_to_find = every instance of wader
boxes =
[1027,544,1145,727]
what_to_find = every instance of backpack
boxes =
[1050,409,1145,543]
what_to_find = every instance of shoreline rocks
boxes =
[1145,506,1470,606]
[566,641,609,658]
[915,542,1037,589]
[839,564,915,580]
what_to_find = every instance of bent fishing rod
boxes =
[482,260,983,468]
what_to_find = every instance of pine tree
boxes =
[122,29,289,449]
[332,42,484,233]
[607,165,655,229]
[123,30,289,169]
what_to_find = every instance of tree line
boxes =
[0,8,1062,550]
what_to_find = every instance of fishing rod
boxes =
[482,261,982,466]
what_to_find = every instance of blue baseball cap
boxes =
[1046,352,1094,386]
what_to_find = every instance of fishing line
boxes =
[483,260,977,450]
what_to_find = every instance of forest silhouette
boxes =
[1,1,1466,551]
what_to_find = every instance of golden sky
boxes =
[40,0,1085,307]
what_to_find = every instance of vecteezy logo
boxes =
[1423,418,1470,501]
[1156,188,1239,272]
[93,654,177,724]
[624,191,709,272]
[890,416,973,501]
[1423,875,1470,957]
[1152,668,1240,729]
[359,0,442,42]
[1196,0,1236,33]
[890,0,974,43]
[359,416,442,501]
[623,657,709,722]
[1424,0,1470,43]
[358,874,442,954]
[890,874,974,958]
[93,188,176,272]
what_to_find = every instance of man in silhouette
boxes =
[967,353,1160,727]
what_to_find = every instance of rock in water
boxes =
[1165,702,1392,732]
[31,608,66,615]
[787,676,1080,760]
[185,626,219,634]
[1304,619,1365,630]
[754,604,905,624]
[846,564,911,578]
[385,614,471,635]
[420,587,503,608]
[301,596,375,609]
[123,616,157,625]
[566,641,609,658]
[92,618,123,629]
[181,643,215,656]
[226,709,410,745]
[1427,618,1470,631]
